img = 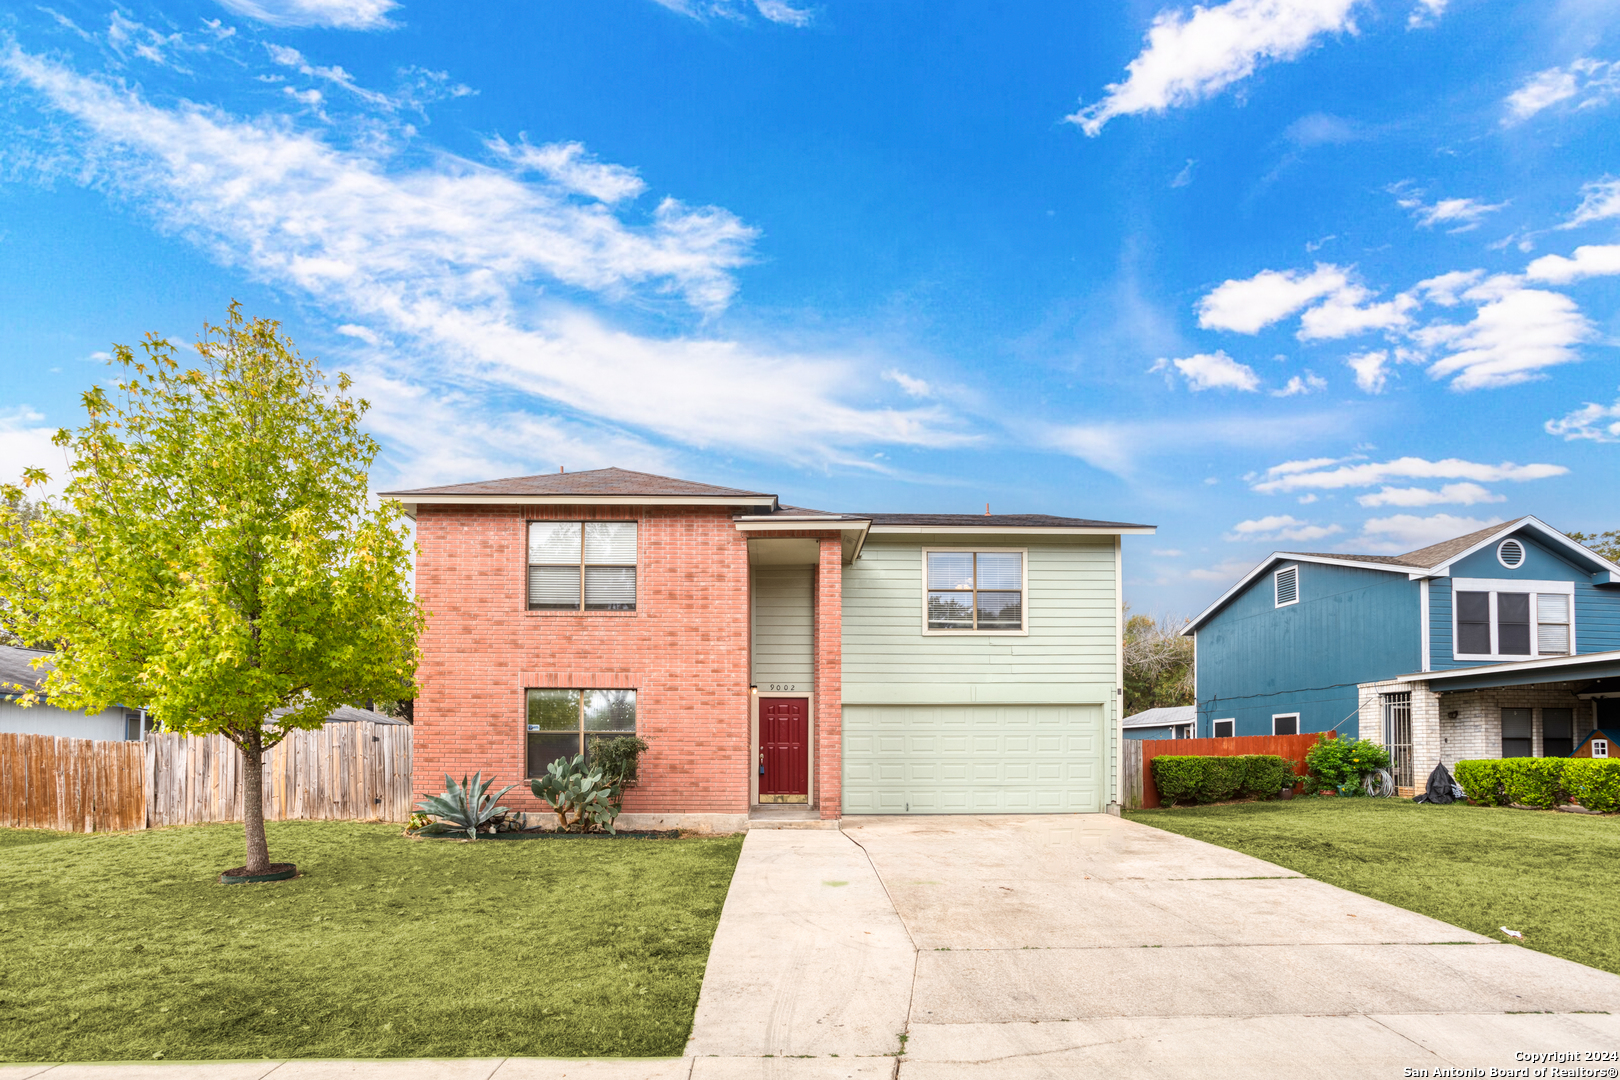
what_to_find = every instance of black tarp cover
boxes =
[1413,761,1464,804]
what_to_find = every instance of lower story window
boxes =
[1543,707,1573,758]
[1213,718,1235,738]
[1501,707,1532,758]
[1272,714,1300,736]
[526,689,637,777]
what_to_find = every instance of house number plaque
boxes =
[765,684,799,692]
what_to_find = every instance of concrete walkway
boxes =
[8,814,1620,1079]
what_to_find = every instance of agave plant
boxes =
[414,772,518,840]
[531,754,623,833]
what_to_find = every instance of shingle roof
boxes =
[380,467,774,500]
[861,513,1153,529]
[1282,521,1512,570]
[1123,705,1196,728]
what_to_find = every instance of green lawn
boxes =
[1126,798,1620,975]
[0,821,742,1062]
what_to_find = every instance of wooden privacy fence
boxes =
[0,732,147,832]
[146,722,414,827]
[1123,731,1332,810]
[0,722,412,832]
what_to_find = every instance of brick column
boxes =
[815,536,843,820]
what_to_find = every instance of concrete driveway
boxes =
[685,813,1620,1078]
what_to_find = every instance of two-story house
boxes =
[1183,517,1620,789]
[381,467,1153,829]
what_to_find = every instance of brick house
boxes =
[1184,516,1620,791]
[381,468,1153,830]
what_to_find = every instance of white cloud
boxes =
[1355,482,1505,508]
[1345,349,1388,393]
[1503,58,1620,124]
[1414,269,1483,307]
[1251,455,1567,494]
[1041,412,1353,478]
[1152,351,1261,392]
[1545,398,1620,443]
[882,370,933,398]
[488,138,648,204]
[1189,556,1266,582]
[1423,288,1595,390]
[215,0,398,30]
[650,0,813,26]
[1153,549,1186,557]
[1271,372,1326,397]
[1,46,970,467]
[1353,513,1502,552]
[1197,263,1348,333]
[0,407,69,497]
[1407,0,1446,28]
[1560,177,1620,230]
[1298,287,1417,340]
[1524,244,1620,285]
[1226,514,1342,542]
[1389,183,1507,232]
[1065,0,1361,136]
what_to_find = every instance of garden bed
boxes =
[414,828,683,841]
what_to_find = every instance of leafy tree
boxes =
[0,304,423,876]
[0,494,47,648]
[1568,529,1620,562]
[1123,609,1194,716]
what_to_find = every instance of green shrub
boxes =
[1150,754,1296,805]
[414,772,518,840]
[1500,758,1568,809]
[1305,736,1390,793]
[1563,760,1620,813]
[1453,759,1507,805]
[531,754,623,833]
[588,734,650,794]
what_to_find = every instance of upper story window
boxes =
[1274,565,1299,608]
[925,550,1025,632]
[528,521,637,611]
[1453,577,1573,660]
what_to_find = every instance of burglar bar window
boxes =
[926,551,1024,631]
[528,521,637,611]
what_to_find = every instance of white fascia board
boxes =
[734,519,869,532]
[387,494,774,518]
[1397,647,1620,683]
[1183,552,1413,635]
[1428,516,1620,579]
[865,525,1156,536]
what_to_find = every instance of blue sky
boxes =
[1,0,1616,617]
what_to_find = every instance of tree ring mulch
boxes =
[220,863,298,884]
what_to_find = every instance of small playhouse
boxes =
[1573,730,1616,760]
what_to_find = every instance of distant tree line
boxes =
[1123,609,1193,717]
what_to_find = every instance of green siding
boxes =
[751,566,814,689]
[840,535,1120,704]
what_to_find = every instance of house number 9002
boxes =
[766,684,798,692]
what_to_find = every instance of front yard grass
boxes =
[0,821,742,1062]
[1126,798,1620,975]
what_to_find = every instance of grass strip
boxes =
[1126,797,1620,975]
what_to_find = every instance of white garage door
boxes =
[842,703,1104,814]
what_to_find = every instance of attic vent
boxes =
[1274,565,1299,608]
[1497,538,1525,569]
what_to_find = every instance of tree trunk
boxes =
[242,729,272,874]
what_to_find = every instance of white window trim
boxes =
[1213,718,1235,738]
[1451,578,1576,662]
[1593,739,1610,759]
[1274,565,1300,609]
[920,547,1030,636]
[1272,713,1301,736]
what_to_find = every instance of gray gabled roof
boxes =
[1123,705,1196,728]
[1283,522,1510,570]
[380,466,774,501]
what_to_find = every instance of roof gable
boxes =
[380,466,775,501]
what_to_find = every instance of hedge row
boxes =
[1151,754,1298,805]
[1453,758,1620,813]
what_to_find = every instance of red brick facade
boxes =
[412,502,762,815]
[814,536,843,818]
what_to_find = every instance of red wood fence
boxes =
[1124,731,1333,809]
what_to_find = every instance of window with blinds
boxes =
[925,550,1024,631]
[528,521,637,611]
[1454,584,1573,659]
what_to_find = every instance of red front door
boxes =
[759,697,809,803]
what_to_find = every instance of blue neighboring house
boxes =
[1183,517,1620,788]
[1123,705,1195,741]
